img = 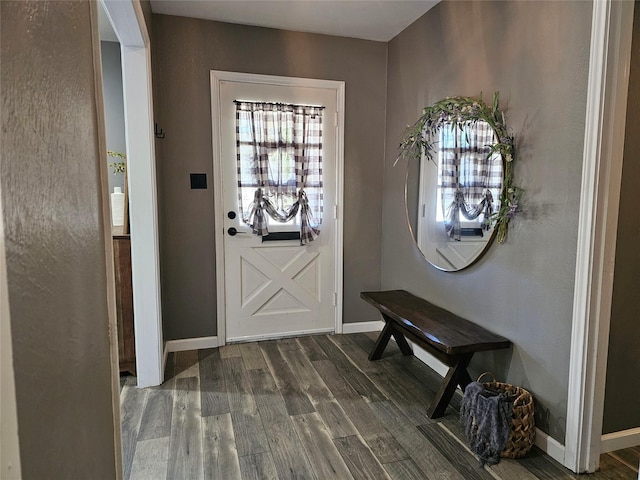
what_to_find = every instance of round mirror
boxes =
[399,94,518,272]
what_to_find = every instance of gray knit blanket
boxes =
[460,381,513,466]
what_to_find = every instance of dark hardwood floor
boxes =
[120,333,640,479]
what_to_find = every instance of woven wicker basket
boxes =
[477,372,536,459]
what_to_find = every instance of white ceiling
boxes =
[149,0,439,42]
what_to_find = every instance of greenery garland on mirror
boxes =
[397,92,521,243]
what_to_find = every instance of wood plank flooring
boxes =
[121,333,640,480]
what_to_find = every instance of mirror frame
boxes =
[404,145,499,272]
[398,93,521,270]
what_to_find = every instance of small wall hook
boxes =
[154,123,165,139]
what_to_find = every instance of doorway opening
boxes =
[97,0,163,388]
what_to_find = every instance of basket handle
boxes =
[512,391,530,407]
[477,372,496,383]
[477,372,531,407]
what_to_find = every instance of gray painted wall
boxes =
[152,15,387,340]
[101,41,127,195]
[603,2,640,435]
[1,1,117,478]
[383,1,591,443]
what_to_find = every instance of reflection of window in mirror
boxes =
[404,94,514,271]
[436,121,502,240]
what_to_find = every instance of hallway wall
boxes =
[0,1,118,477]
[382,0,591,443]
[152,15,387,340]
[101,41,127,196]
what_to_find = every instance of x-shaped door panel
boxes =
[239,246,321,318]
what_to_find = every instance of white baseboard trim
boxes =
[162,336,219,382]
[164,336,219,353]
[409,341,567,463]
[601,427,640,453]
[342,320,384,334]
[409,340,449,378]
[535,428,566,465]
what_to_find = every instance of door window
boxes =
[235,101,324,244]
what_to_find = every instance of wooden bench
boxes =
[361,290,512,418]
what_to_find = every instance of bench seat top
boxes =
[361,290,511,356]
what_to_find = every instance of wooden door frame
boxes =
[210,71,345,345]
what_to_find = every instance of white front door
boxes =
[212,73,342,342]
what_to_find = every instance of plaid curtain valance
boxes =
[235,101,324,244]
[438,121,503,240]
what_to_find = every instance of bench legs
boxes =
[368,321,474,419]
[368,316,413,361]
[427,353,473,418]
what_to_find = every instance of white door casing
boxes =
[565,0,634,473]
[99,0,164,389]
[211,71,345,344]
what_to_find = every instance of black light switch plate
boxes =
[190,173,207,189]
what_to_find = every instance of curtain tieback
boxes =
[482,190,494,230]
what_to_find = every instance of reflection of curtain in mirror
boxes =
[439,121,502,240]
[235,101,324,244]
